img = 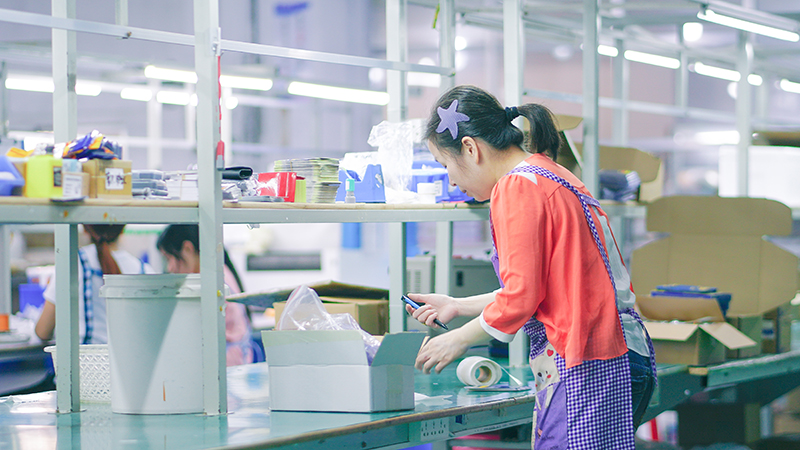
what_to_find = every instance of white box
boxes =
[261,330,425,413]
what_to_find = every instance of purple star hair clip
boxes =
[436,100,470,139]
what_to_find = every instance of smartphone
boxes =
[401,295,448,330]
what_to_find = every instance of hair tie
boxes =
[505,106,520,123]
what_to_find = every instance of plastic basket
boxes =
[44,344,110,403]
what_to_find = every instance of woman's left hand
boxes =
[415,329,471,374]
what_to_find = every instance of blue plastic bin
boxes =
[0,156,25,196]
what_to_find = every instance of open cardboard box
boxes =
[227,280,387,309]
[632,196,799,318]
[261,330,425,412]
[637,295,759,364]
[273,296,388,336]
[572,142,663,203]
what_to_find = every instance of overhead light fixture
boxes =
[747,74,763,86]
[5,77,54,93]
[693,62,739,81]
[219,75,273,91]
[156,90,192,105]
[6,76,101,96]
[697,4,800,42]
[144,65,198,84]
[120,87,153,102]
[75,81,102,97]
[287,81,390,105]
[454,36,468,51]
[693,63,764,86]
[224,96,239,110]
[780,79,800,94]
[683,22,704,42]
[623,50,680,69]
[597,45,618,57]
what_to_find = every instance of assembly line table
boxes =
[0,359,537,450]
[2,352,799,449]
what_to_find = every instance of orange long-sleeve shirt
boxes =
[480,153,627,368]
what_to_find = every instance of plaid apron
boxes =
[489,164,642,449]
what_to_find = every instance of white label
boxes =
[433,179,443,196]
[105,167,125,191]
[62,173,83,198]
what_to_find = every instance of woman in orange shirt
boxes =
[407,85,656,449]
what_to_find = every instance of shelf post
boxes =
[503,0,529,368]
[582,0,600,197]
[51,0,80,413]
[388,223,407,333]
[194,0,227,415]
[386,0,408,123]
[438,0,456,93]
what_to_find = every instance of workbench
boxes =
[2,351,800,449]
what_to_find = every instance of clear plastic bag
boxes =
[276,285,381,364]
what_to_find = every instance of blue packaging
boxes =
[335,164,386,203]
[0,156,25,196]
[410,160,473,202]
[18,283,45,313]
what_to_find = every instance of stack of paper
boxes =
[274,158,340,203]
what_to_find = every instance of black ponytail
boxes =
[517,104,562,160]
[424,85,561,160]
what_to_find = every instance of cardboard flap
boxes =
[636,296,725,322]
[647,196,792,236]
[554,114,582,132]
[643,321,699,341]
[371,332,426,367]
[573,143,662,183]
[261,330,368,366]
[699,323,757,350]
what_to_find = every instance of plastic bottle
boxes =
[345,178,356,204]
[25,145,63,198]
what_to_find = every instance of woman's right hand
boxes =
[405,293,459,330]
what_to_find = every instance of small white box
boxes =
[261,330,425,413]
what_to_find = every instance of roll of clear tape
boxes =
[457,356,503,387]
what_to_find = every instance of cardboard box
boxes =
[261,330,425,412]
[82,159,132,198]
[631,196,799,318]
[226,280,388,309]
[643,321,756,365]
[273,296,388,336]
[726,315,763,359]
[573,142,664,203]
[637,294,757,364]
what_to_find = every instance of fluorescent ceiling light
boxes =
[144,65,198,83]
[120,87,153,102]
[156,90,192,105]
[683,22,704,42]
[454,36,468,51]
[694,62,739,82]
[698,8,799,42]
[694,130,739,146]
[780,79,800,94]
[747,74,763,86]
[408,57,441,88]
[75,81,101,97]
[287,81,390,105]
[219,75,272,91]
[597,45,618,57]
[623,50,680,69]
[7,77,100,96]
[224,96,239,110]
[5,77,54,93]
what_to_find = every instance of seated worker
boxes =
[35,224,155,344]
[157,224,254,366]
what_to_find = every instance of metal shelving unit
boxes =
[0,0,464,415]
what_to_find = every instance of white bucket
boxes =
[101,274,208,414]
